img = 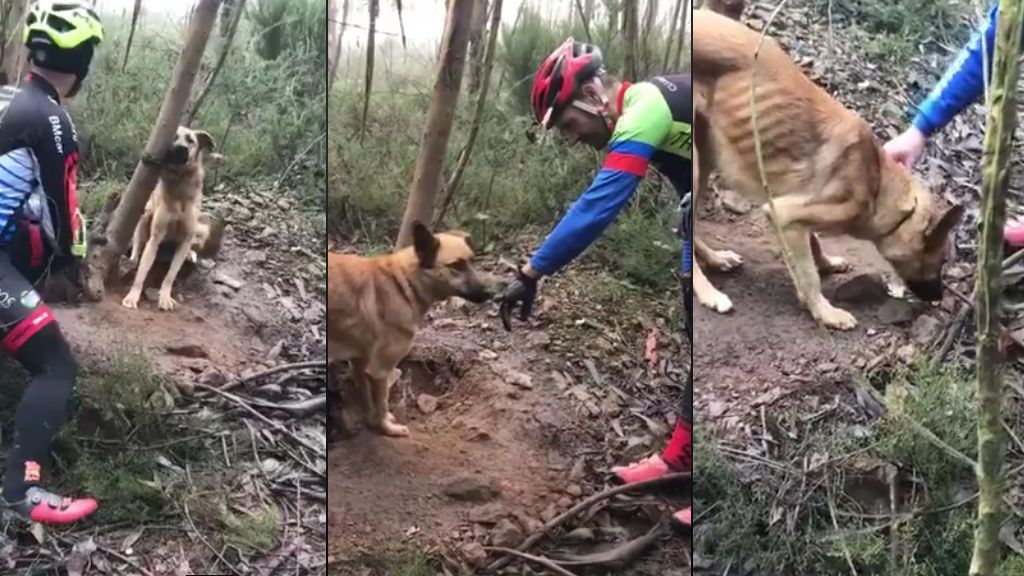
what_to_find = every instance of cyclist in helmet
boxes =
[0,0,103,524]
[497,39,692,528]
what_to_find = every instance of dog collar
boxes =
[878,197,918,239]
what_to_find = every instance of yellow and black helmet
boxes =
[23,1,104,80]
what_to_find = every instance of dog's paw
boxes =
[817,255,851,275]
[158,291,178,311]
[814,302,857,331]
[121,291,142,309]
[707,249,744,272]
[697,289,734,314]
[378,413,410,437]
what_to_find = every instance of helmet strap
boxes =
[570,77,614,131]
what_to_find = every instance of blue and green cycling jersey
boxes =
[530,74,693,277]
[912,2,1002,137]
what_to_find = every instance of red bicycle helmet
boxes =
[531,38,605,128]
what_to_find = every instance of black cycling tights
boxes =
[0,251,78,504]
[3,322,77,503]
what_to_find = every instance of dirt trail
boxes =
[694,205,948,439]
[329,312,577,557]
[328,272,690,572]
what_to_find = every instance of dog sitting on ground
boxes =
[328,222,493,437]
[691,9,963,330]
[122,126,219,311]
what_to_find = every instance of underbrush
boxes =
[0,353,280,556]
[695,360,1024,575]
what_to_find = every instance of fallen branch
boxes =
[195,382,326,459]
[482,547,578,576]
[484,472,689,573]
[216,360,326,393]
[546,522,666,568]
[56,536,155,576]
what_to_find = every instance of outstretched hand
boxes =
[498,269,539,331]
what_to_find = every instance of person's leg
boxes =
[0,253,97,524]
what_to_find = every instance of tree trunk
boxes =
[360,0,379,138]
[185,0,246,124]
[121,0,144,72]
[85,0,223,301]
[970,2,1023,574]
[220,0,237,37]
[622,0,638,80]
[467,0,489,94]
[395,0,475,248]
[1,0,26,86]
[640,0,657,76]
[330,0,350,90]
[435,0,504,226]
[662,0,683,71]
[672,0,689,71]
[575,0,593,43]
[328,0,338,81]
[395,0,407,49]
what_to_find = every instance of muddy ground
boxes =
[328,255,690,575]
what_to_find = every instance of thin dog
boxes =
[328,222,492,437]
[692,9,963,330]
[122,126,218,311]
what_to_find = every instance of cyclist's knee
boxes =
[5,310,78,380]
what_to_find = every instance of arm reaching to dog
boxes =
[499,83,673,328]
[885,2,1001,169]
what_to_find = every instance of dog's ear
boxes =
[925,204,964,251]
[194,130,216,152]
[411,221,439,268]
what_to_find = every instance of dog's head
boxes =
[411,221,493,304]
[166,126,215,168]
[877,178,964,302]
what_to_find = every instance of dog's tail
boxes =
[692,9,774,79]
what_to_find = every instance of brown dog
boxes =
[692,9,963,330]
[328,222,492,437]
[122,126,217,311]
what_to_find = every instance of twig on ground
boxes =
[183,502,243,576]
[546,523,666,567]
[828,496,858,576]
[483,547,578,576]
[195,382,326,459]
[217,361,326,393]
[56,535,155,576]
[484,472,689,572]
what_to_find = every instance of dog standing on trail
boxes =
[691,9,963,330]
[327,222,493,438]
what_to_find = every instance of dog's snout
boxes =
[907,279,943,302]
[460,280,493,304]
[167,145,190,165]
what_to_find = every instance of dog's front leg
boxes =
[157,220,198,311]
[691,129,736,314]
[122,214,168,309]
[337,360,367,434]
[766,206,857,330]
[365,364,409,437]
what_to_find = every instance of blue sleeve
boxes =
[912,3,999,136]
[529,158,644,276]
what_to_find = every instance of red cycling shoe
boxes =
[1006,221,1024,248]
[6,487,98,525]
[613,454,672,485]
[672,507,691,528]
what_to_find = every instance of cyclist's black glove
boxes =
[499,269,539,332]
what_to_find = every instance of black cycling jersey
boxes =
[0,73,81,264]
